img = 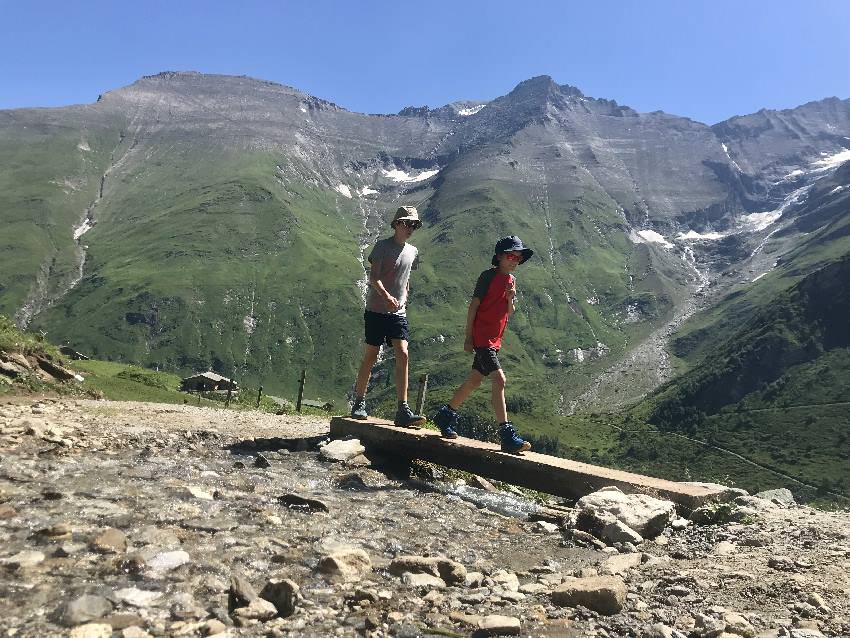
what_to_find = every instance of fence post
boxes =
[225,368,237,408]
[256,385,263,408]
[296,369,306,413]
[415,373,428,416]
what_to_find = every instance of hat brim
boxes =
[492,248,533,266]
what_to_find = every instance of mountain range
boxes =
[2,71,849,444]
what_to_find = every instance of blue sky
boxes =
[1,0,849,123]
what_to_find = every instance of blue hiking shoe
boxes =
[499,421,531,454]
[433,405,459,439]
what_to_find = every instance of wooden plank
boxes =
[330,416,733,510]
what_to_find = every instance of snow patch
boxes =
[77,141,91,152]
[634,229,673,248]
[721,143,742,172]
[334,184,352,198]
[299,106,307,113]
[457,104,485,116]
[677,230,725,241]
[738,210,782,232]
[382,168,440,183]
[811,148,850,171]
[359,186,379,196]
[828,185,846,195]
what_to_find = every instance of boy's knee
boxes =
[492,371,506,389]
[395,348,409,365]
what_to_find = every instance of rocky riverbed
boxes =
[1,398,849,637]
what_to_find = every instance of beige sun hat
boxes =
[391,206,422,229]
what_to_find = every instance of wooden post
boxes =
[296,369,306,412]
[256,385,263,408]
[415,373,428,415]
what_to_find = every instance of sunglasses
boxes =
[503,252,522,262]
[397,220,418,229]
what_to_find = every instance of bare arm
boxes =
[506,278,516,317]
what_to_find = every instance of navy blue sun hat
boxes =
[491,235,534,266]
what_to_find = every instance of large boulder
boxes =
[319,438,366,462]
[388,555,467,585]
[317,547,372,581]
[576,487,675,538]
[550,575,627,615]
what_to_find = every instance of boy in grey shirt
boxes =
[351,206,426,428]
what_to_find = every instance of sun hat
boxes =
[491,235,534,266]
[391,206,422,229]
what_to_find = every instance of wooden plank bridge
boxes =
[330,416,734,510]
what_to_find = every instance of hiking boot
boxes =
[433,405,459,439]
[499,421,531,454]
[350,398,368,420]
[394,403,425,429]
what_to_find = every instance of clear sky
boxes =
[2,0,849,124]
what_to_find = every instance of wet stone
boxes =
[61,594,114,627]
[91,528,127,554]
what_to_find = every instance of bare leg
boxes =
[448,369,485,410]
[354,344,380,397]
[491,369,507,423]
[391,339,409,403]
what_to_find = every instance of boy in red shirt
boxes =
[433,236,534,453]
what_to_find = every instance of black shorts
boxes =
[472,347,501,376]
[364,311,409,347]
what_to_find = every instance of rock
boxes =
[114,587,163,608]
[229,572,259,611]
[601,552,643,575]
[671,518,691,530]
[550,576,627,615]
[645,624,675,638]
[232,598,277,621]
[465,571,485,588]
[146,550,191,574]
[37,522,73,537]
[468,475,499,491]
[120,628,151,638]
[103,613,144,630]
[768,555,796,571]
[61,595,113,626]
[788,629,825,638]
[0,504,17,518]
[753,488,795,507]
[186,486,215,500]
[320,438,366,462]
[317,547,372,581]
[91,528,127,553]
[3,550,45,568]
[519,583,549,594]
[576,487,675,538]
[389,555,466,585]
[277,493,329,512]
[712,541,737,556]
[490,569,520,592]
[69,624,113,638]
[534,520,559,533]
[694,613,726,637]
[203,619,227,635]
[724,611,755,637]
[259,578,299,617]
[402,572,446,589]
[474,614,521,636]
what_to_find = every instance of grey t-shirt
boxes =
[366,238,419,316]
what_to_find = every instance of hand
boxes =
[506,280,516,302]
[464,335,474,353]
[384,294,400,312]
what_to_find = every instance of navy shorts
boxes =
[472,347,501,376]
[364,311,409,347]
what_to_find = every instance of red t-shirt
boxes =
[471,268,514,349]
